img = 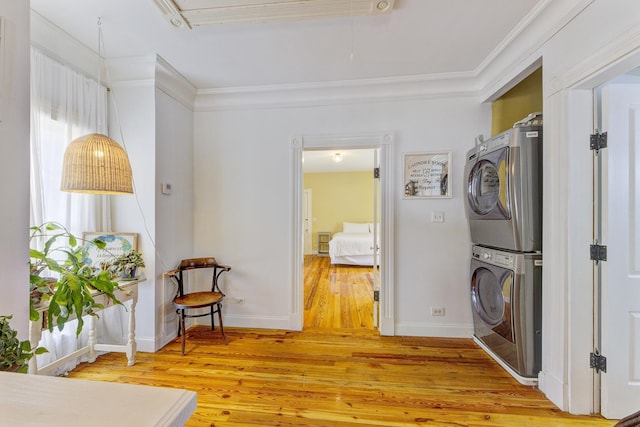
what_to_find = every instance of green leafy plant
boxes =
[0,315,47,373]
[104,250,145,279]
[29,222,122,335]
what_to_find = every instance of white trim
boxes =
[395,322,473,339]
[196,75,478,111]
[542,23,640,415]
[291,132,395,335]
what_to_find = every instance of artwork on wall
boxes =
[403,152,451,199]
[82,232,138,267]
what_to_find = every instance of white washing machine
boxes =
[470,245,542,384]
[464,118,542,252]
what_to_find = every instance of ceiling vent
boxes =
[152,0,394,29]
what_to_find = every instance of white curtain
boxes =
[30,46,126,374]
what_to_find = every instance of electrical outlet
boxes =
[431,306,445,316]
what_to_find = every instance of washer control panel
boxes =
[472,245,515,268]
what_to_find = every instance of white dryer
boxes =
[464,120,542,252]
[470,245,542,384]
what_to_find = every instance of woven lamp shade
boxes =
[61,133,133,194]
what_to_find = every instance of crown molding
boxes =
[478,0,595,102]
[155,56,197,110]
[194,0,594,111]
[30,10,99,80]
[195,71,481,111]
[106,55,196,110]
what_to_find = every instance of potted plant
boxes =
[0,315,47,373]
[29,222,122,335]
[104,250,145,280]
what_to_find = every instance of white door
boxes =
[303,189,312,255]
[600,82,640,419]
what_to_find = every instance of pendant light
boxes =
[60,18,133,195]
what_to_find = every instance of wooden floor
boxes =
[65,256,615,426]
[304,255,376,330]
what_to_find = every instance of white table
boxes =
[28,279,142,375]
[0,371,197,426]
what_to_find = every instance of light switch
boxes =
[431,211,445,223]
[161,182,173,195]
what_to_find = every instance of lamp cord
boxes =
[104,60,171,272]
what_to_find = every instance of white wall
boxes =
[193,95,490,333]
[109,58,196,351]
[109,81,158,351]
[154,85,195,348]
[0,1,30,337]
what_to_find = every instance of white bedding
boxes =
[329,232,379,265]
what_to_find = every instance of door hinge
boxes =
[590,350,607,373]
[590,244,607,262]
[373,290,380,301]
[590,131,608,152]
[374,167,380,179]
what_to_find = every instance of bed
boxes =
[329,222,380,266]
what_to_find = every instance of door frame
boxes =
[290,132,395,334]
[549,40,640,414]
[303,189,313,255]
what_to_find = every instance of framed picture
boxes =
[82,232,138,267]
[403,152,452,199]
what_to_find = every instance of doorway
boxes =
[302,148,378,330]
[290,132,395,335]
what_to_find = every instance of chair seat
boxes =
[174,291,223,309]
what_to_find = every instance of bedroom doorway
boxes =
[291,132,395,335]
[302,148,378,330]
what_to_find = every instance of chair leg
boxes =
[180,311,186,356]
[210,306,215,331]
[217,303,227,344]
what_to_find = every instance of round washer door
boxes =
[471,266,514,343]
[466,147,510,219]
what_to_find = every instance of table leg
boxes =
[87,315,97,363]
[126,297,137,366]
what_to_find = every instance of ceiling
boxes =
[29,0,543,90]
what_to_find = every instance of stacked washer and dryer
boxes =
[463,113,543,385]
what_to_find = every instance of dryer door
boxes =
[466,147,510,220]
[471,265,514,343]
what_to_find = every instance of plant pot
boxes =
[121,267,137,280]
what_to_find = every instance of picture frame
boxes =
[82,232,138,267]
[403,151,452,199]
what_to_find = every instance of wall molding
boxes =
[395,322,473,339]
[196,73,480,111]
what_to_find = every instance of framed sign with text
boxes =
[82,232,138,267]
[403,152,451,199]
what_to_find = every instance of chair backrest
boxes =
[178,257,219,271]
[173,257,230,298]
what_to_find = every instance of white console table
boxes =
[28,278,142,375]
[0,371,197,426]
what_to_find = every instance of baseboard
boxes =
[537,369,567,411]
[395,322,474,338]
[134,336,159,353]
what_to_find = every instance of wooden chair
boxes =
[166,257,231,355]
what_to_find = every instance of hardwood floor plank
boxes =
[64,257,614,426]
[67,327,614,426]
